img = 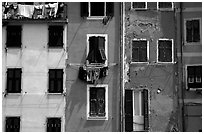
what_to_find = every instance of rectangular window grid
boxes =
[186,19,200,43]
[6,25,22,48]
[158,39,173,63]
[47,118,61,132]
[48,69,63,93]
[48,25,63,47]
[5,117,20,132]
[6,68,22,93]
[187,66,202,89]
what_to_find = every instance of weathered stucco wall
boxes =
[2,23,66,131]
[65,2,121,132]
[124,2,178,131]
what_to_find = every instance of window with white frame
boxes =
[132,39,148,63]
[158,2,173,10]
[80,2,114,18]
[87,85,108,120]
[157,39,173,63]
[185,19,200,43]
[187,65,202,89]
[86,34,108,66]
[125,89,149,132]
[132,2,147,10]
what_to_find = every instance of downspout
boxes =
[180,2,185,132]
[119,2,124,132]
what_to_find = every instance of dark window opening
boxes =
[48,26,63,47]
[6,68,22,93]
[158,2,172,9]
[48,69,63,93]
[89,87,105,117]
[187,66,202,89]
[158,40,172,62]
[90,2,105,16]
[5,117,20,132]
[87,36,106,65]
[132,40,147,62]
[186,20,200,43]
[47,118,61,132]
[132,2,146,9]
[6,26,22,48]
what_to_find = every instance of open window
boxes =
[80,2,114,19]
[48,69,63,93]
[131,39,148,63]
[187,65,202,90]
[6,68,22,93]
[157,2,173,10]
[5,117,20,132]
[6,26,22,48]
[125,89,149,132]
[47,118,61,132]
[157,39,174,63]
[87,85,108,120]
[86,34,108,66]
[185,19,201,44]
[131,2,147,10]
[48,25,64,48]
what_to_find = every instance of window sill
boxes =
[5,47,22,49]
[87,116,108,120]
[184,42,201,45]
[131,62,149,64]
[156,61,175,64]
[86,16,105,20]
[157,8,174,11]
[5,93,22,96]
[132,8,147,11]
[47,92,65,95]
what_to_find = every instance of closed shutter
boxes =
[56,70,63,93]
[49,70,55,93]
[143,89,149,131]
[97,87,105,116]
[7,69,21,93]
[15,69,22,93]
[106,2,114,17]
[125,89,133,132]
[186,21,193,43]
[187,66,195,88]
[48,26,63,47]
[6,26,22,47]
[80,2,89,17]
[90,87,97,116]
[6,117,20,132]
[195,66,202,88]
[193,20,200,42]
[47,118,61,132]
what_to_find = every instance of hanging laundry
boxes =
[33,2,45,19]
[18,4,34,18]
[44,3,58,18]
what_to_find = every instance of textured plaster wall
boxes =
[65,2,121,132]
[124,2,178,131]
[2,24,66,131]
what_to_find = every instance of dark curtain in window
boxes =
[48,26,63,47]
[193,20,200,42]
[7,69,21,93]
[125,90,133,132]
[6,117,20,132]
[49,69,63,93]
[6,26,22,47]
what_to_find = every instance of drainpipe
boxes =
[179,2,185,132]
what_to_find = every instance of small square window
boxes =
[158,2,173,9]
[48,26,63,47]
[48,69,63,93]
[87,85,108,120]
[6,68,22,93]
[132,39,148,63]
[86,34,108,66]
[158,39,173,63]
[186,19,200,43]
[47,118,61,132]
[6,26,22,48]
[132,2,147,10]
[5,117,20,132]
[187,66,202,89]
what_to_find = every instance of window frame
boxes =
[131,38,149,64]
[6,25,22,48]
[86,34,108,67]
[48,69,64,94]
[46,117,62,132]
[5,116,21,132]
[131,2,147,10]
[184,18,202,45]
[48,25,64,48]
[185,64,202,90]
[87,84,108,120]
[157,2,174,11]
[157,38,174,63]
[87,2,106,19]
[6,68,22,94]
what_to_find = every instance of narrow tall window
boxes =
[132,2,146,9]
[6,26,22,47]
[132,39,148,62]
[87,85,108,120]
[6,68,22,93]
[187,66,202,89]
[87,35,107,66]
[47,118,61,132]
[186,19,200,43]
[158,2,173,9]
[48,69,63,93]
[158,39,173,62]
[48,26,63,47]
[5,117,20,132]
